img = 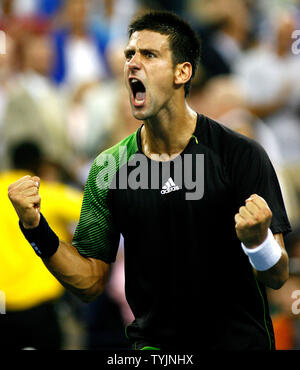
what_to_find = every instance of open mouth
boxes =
[129,78,146,107]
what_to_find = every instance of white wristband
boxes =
[241,229,282,271]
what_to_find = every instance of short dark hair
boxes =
[128,11,201,97]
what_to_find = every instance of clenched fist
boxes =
[235,194,272,249]
[8,175,41,229]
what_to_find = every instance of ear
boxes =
[174,62,192,87]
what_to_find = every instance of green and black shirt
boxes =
[73,113,291,350]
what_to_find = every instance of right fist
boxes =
[8,175,41,229]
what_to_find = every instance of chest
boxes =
[110,148,234,229]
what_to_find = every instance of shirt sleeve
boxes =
[72,159,120,263]
[229,136,292,236]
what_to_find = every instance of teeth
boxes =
[131,78,138,83]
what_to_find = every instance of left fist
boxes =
[235,194,272,249]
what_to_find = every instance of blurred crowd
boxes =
[0,0,300,350]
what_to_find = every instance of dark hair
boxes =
[9,141,42,174]
[128,11,201,97]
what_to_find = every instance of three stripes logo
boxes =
[30,242,42,256]
[160,177,179,195]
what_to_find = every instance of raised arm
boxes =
[8,175,110,302]
[235,194,289,290]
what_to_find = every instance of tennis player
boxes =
[8,11,291,350]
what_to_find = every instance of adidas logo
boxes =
[160,177,180,195]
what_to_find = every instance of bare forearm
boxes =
[43,240,110,302]
[235,195,289,290]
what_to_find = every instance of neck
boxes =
[141,100,197,161]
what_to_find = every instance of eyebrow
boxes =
[124,47,161,56]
